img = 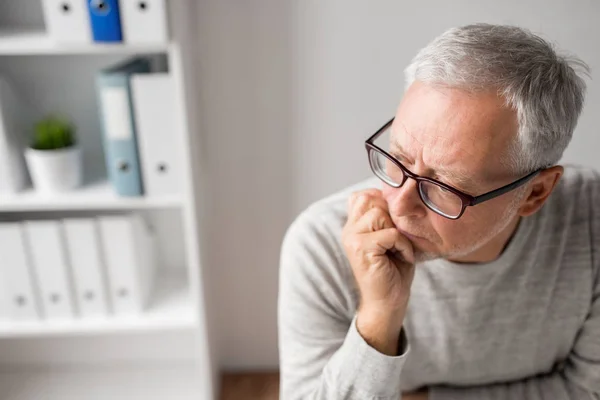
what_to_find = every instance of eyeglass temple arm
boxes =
[366,118,395,143]
[470,170,541,206]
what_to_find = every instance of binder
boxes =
[0,223,42,320]
[96,58,150,197]
[131,73,182,196]
[63,218,110,318]
[41,0,92,44]
[98,214,157,315]
[121,0,168,44]
[0,77,30,195]
[24,220,76,319]
[87,0,123,43]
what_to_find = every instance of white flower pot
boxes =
[25,146,82,193]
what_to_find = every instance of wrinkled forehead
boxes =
[388,82,519,182]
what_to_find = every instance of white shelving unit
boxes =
[0,179,182,212]
[0,30,172,55]
[0,272,194,339]
[0,2,215,400]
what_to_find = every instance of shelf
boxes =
[0,180,182,212]
[0,30,171,56]
[0,271,196,338]
[0,364,202,400]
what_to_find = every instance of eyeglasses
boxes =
[365,118,543,219]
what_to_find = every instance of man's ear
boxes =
[518,166,564,217]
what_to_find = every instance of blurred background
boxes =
[0,1,598,399]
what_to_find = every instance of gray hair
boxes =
[404,23,590,175]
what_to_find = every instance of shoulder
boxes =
[542,165,600,276]
[556,165,600,198]
[545,165,600,224]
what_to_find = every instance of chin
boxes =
[414,250,443,263]
[406,236,437,255]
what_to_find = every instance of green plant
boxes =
[30,116,76,150]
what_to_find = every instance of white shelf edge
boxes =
[0,30,172,56]
[0,271,197,339]
[0,180,183,212]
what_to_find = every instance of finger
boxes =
[353,206,395,233]
[348,190,381,222]
[348,189,387,223]
[366,228,415,265]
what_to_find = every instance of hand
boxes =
[342,189,416,355]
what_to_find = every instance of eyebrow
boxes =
[390,140,478,190]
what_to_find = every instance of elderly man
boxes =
[278,24,599,400]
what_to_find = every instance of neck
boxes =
[448,216,522,263]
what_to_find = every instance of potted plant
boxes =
[25,116,82,193]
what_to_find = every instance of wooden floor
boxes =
[220,372,279,400]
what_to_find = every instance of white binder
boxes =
[98,215,157,315]
[41,0,92,44]
[131,73,182,196]
[0,77,30,195]
[121,0,168,44]
[24,220,76,319]
[63,218,110,318]
[0,223,42,320]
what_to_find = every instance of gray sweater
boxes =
[278,165,600,400]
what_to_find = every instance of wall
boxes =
[195,0,600,369]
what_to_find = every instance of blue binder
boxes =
[96,58,150,197]
[87,0,122,42]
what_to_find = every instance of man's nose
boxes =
[388,178,427,218]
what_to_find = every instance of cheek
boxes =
[466,196,513,223]
[427,213,462,243]
[434,205,498,243]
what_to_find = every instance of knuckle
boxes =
[343,235,363,256]
[370,216,385,231]
[367,208,390,229]
[364,251,380,266]
[349,191,363,203]
[363,188,382,197]
[350,191,363,201]
[355,193,370,206]
[370,207,384,217]
[348,193,358,209]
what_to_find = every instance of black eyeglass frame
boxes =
[365,118,543,220]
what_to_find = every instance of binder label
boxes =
[101,87,132,140]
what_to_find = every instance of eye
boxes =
[437,185,455,197]
[391,152,410,164]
